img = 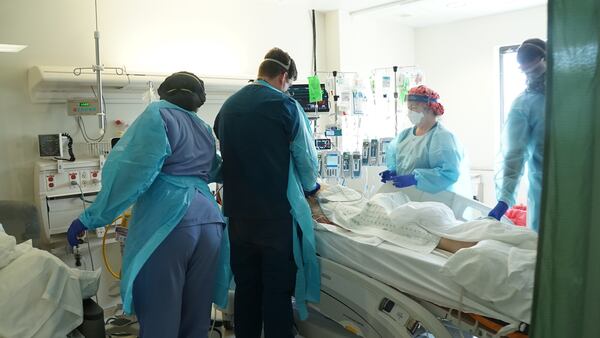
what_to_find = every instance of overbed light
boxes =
[0,44,27,53]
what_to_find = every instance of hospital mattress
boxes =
[315,225,531,325]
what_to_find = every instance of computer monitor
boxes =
[287,84,330,113]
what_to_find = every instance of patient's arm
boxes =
[437,238,477,253]
[307,196,335,225]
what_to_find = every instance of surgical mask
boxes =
[524,59,546,81]
[408,110,424,125]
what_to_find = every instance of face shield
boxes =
[521,58,547,80]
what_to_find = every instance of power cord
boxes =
[76,86,107,143]
[76,183,96,271]
[54,133,76,162]
[74,182,99,308]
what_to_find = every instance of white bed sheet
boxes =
[0,231,101,338]
[315,224,531,325]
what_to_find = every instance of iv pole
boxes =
[73,0,108,142]
[393,65,398,135]
[332,70,339,149]
[93,0,106,136]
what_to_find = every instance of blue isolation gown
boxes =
[79,100,230,314]
[496,90,545,231]
[215,80,321,320]
[386,123,472,198]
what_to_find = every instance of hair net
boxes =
[408,85,445,116]
[158,71,206,111]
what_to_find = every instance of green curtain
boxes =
[531,0,600,337]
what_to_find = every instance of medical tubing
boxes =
[77,184,98,304]
[76,183,96,272]
[102,216,126,279]
[54,133,76,162]
[317,187,364,203]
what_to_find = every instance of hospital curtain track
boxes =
[531,0,600,336]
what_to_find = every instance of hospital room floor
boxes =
[102,306,235,338]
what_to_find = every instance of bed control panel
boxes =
[379,298,395,313]
[379,296,411,325]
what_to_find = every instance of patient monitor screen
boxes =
[315,138,332,150]
[288,84,330,112]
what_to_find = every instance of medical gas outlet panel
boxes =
[34,159,102,244]
[42,168,101,192]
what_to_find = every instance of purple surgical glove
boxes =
[304,182,321,197]
[67,219,87,247]
[379,170,397,183]
[488,201,509,221]
[391,174,417,188]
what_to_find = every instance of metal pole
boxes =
[94,0,106,135]
[393,65,398,135]
[333,71,339,149]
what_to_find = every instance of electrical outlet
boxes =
[96,226,106,238]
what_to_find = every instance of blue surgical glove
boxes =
[67,219,87,247]
[304,182,321,197]
[379,170,397,183]
[391,174,417,188]
[488,201,509,221]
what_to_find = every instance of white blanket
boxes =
[318,186,440,253]
[0,231,101,338]
[316,185,537,314]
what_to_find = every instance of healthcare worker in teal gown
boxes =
[380,85,472,198]
[488,38,547,232]
[214,47,320,338]
[67,72,229,338]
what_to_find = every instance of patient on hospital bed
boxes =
[0,227,101,338]
[307,184,538,311]
[307,183,536,253]
[307,192,476,254]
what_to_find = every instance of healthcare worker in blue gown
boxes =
[67,72,227,338]
[214,47,320,338]
[380,85,472,198]
[488,39,547,232]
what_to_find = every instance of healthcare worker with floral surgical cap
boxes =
[488,38,547,232]
[66,72,228,338]
[380,85,472,197]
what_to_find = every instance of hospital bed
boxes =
[298,184,530,338]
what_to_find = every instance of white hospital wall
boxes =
[316,11,415,151]
[0,0,327,203]
[414,6,547,204]
[341,12,415,74]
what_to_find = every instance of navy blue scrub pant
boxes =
[132,223,223,338]
[229,217,297,338]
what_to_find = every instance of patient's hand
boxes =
[312,181,329,197]
[307,196,321,215]
[307,194,334,225]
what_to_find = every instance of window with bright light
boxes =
[499,45,526,127]
[498,45,529,205]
